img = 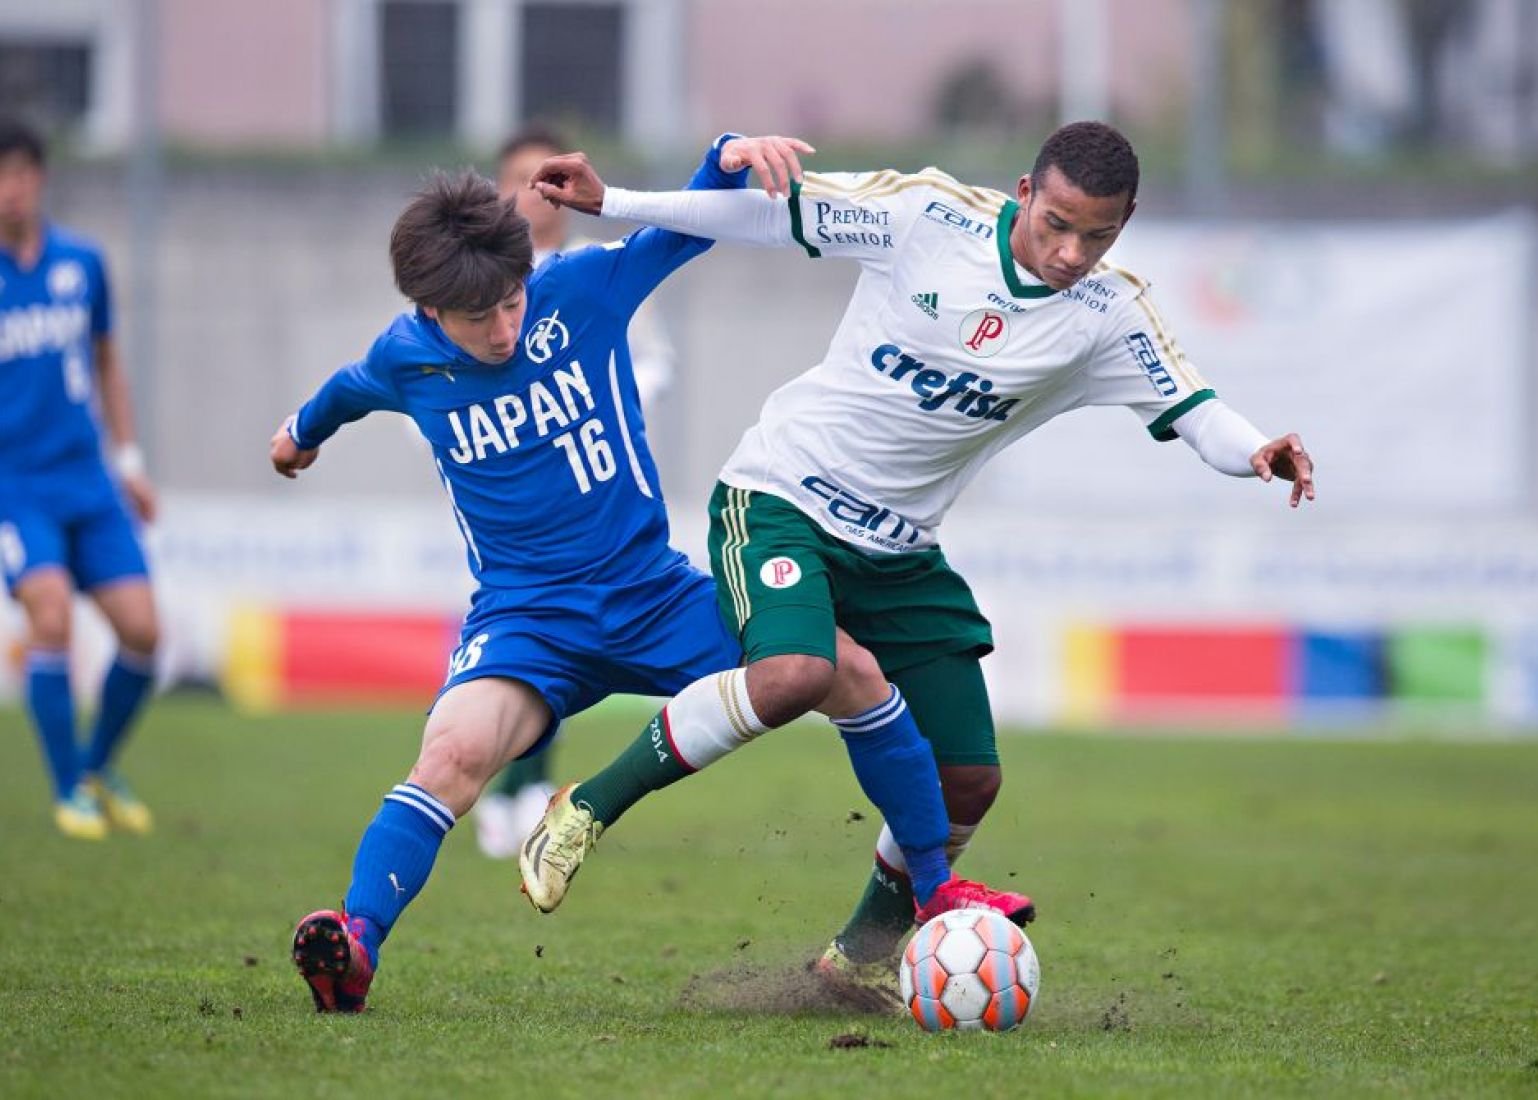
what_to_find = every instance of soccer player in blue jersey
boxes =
[0,117,160,842]
[472,123,683,860]
[271,134,1026,1014]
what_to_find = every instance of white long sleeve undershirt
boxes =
[1173,398,1268,477]
[601,186,791,246]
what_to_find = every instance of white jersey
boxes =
[718,169,1214,554]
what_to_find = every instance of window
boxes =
[520,3,624,133]
[379,1,459,137]
[0,38,91,130]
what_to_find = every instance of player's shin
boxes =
[836,821,979,961]
[572,669,767,826]
[831,687,950,906]
[343,783,456,966]
[83,648,155,773]
[25,648,80,799]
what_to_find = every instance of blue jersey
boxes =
[293,137,747,591]
[0,225,147,593]
[0,224,113,479]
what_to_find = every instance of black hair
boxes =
[0,116,46,167]
[1031,121,1139,208]
[389,169,533,312]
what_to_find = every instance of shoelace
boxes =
[542,804,600,874]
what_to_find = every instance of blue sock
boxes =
[343,783,455,967]
[25,649,79,800]
[833,686,951,905]
[84,649,156,774]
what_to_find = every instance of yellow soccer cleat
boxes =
[54,783,109,841]
[518,783,603,913]
[812,938,905,1015]
[92,769,154,835]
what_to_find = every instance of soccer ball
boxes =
[899,909,1040,1032]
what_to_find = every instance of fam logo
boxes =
[1125,332,1177,396]
[524,309,570,363]
[921,200,995,241]
[959,309,1008,358]
[910,291,939,320]
[47,260,86,302]
[759,556,802,589]
[801,475,921,550]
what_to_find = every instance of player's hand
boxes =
[1250,433,1315,508]
[720,135,816,198]
[530,153,606,215]
[120,472,158,524]
[270,416,319,479]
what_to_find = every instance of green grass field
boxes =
[1,697,1535,1098]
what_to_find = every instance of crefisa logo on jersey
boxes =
[47,260,87,301]
[759,556,802,589]
[524,309,570,363]
[959,309,1008,358]
[869,344,1018,421]
[1125,331,1178,396]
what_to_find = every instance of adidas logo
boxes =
[911,291,939,319]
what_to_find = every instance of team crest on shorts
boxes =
[760,556,802,589]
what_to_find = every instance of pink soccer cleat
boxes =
[292,909,375,1013]
[913,874,1036,928]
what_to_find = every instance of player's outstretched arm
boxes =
[270,415,319,480]
[1250,433,1316,508]
[531,136,815,214]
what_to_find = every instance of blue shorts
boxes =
[440,551,742,757]
[0,463,149,594]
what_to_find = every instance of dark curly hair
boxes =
[389,169,533,312]
[1031,121,1139,210]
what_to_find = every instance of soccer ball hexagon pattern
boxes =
[899,909,1039,1032]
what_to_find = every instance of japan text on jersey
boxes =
[723,168,1214,555]
[0,225,112,474]
[292,139,748,590]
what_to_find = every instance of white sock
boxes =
[664,668,769,770]
[874,820,978,876]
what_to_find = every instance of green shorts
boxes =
[708,483,993,675]
[708,483,998,765]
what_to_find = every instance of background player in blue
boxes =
[269,133,971,1013]
[0,117,160,842]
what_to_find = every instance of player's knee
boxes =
[745,653,835,728]
[410,730,499,813]
[940,764,1001,824]
[24,597,72,648]
[819,640,888,718]
[116,619,160,656]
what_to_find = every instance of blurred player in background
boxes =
[0,117,160,841]
[521,121,1315,1005]
[473,124,681,860]
[271,134,1021,1014]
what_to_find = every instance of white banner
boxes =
[966,212,1535,520]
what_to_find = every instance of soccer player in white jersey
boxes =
[474,124,683,860]
[519,121,1315,1005]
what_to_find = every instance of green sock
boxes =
[572,711,691,826]
[837,861,917,963]
[494,746,553,797]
